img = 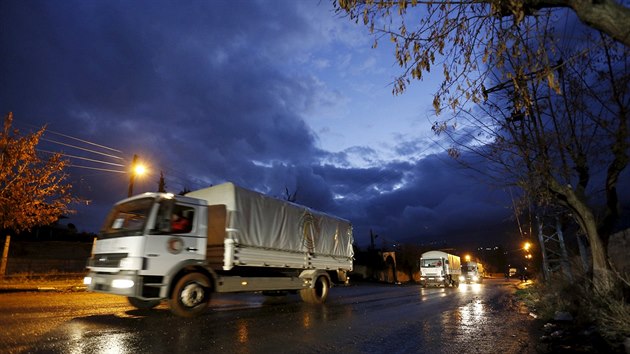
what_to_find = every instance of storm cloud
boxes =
[1,0,566,249]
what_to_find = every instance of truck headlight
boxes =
[119,257,142,269]
[459,275,465,282]
[83,277,92,285]
[472,276,479,282]
[112,279,135,289]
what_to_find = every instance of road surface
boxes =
[0,279,537,353]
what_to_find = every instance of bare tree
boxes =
[157,171,167,193]
[336,1,629,293]
[440,30,629,292]
[284,187,298,203]
[0,112,78,234]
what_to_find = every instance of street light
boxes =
[127,154,147,197]
[464,254,471,262]
[523,242,532,251]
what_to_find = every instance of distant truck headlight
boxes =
[459,275,465,282]
[112,279,135,289]
[472,275,479,282]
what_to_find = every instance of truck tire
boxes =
[127,297,161,310]
[300,276,329,304]
[169,272,212,317]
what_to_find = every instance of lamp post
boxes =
[127,154,147,197]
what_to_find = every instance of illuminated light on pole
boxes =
[134,164,147,176]
[127,154,147,197]
[465,255,471,262]
[523,242,532,251]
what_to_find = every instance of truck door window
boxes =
[150,201,195,234]
[171,205,195,233]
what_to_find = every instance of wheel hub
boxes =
[180,283,205,307]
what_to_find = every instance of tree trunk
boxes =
[580,210,614,293]
[1,235,10,278]
[563,187,614,293]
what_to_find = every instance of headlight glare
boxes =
[112,279,135,289]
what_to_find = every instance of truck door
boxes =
[142,200,205,275]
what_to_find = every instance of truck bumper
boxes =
[83,271,140,297]
[420,276,447,286]
[459,275,482,283]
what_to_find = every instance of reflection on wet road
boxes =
[0,279,537,353]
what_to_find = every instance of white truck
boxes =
[83,182,354,317]
[419,250,461,287]
[460,261,484,284]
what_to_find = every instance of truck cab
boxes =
[459,261,483,284]
[85,193,208,302]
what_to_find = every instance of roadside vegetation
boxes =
[516,267,630,351]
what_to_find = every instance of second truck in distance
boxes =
[419,250,461,287]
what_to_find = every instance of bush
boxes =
[517,266,630,350]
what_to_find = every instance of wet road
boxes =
[0,279,537,353]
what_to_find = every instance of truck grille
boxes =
[90,253,128,268]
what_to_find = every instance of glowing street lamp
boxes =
[127,154,147,197]
[464,254,471,262]
[133,163,147,176]
[523,242,532,251]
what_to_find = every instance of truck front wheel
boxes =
[127,297,161,310]
[300,276,329,304]
[169,272,212,317]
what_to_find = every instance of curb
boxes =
[0,284,87,293]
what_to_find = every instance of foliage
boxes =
[335,1,630,115]
[0,112,78,233]
[394,243,424,275]
[518,263,630,349]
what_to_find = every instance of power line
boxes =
[67,165,126,173]
[42,128,123,153]
[38,149,125,167]
[40,137,125,161]
[16,121,123,154]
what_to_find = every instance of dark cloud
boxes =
[1,0,571,251]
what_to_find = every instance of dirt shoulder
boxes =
[0,274,86,293]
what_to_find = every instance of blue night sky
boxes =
[3,1,625,250]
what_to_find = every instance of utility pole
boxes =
[127,154,138,197]
[536,214,573,282]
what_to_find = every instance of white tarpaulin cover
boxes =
[186,183,354,259]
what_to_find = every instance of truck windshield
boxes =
[462,265,476,273]
[99,197,155,239]
[421,259,442,267]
